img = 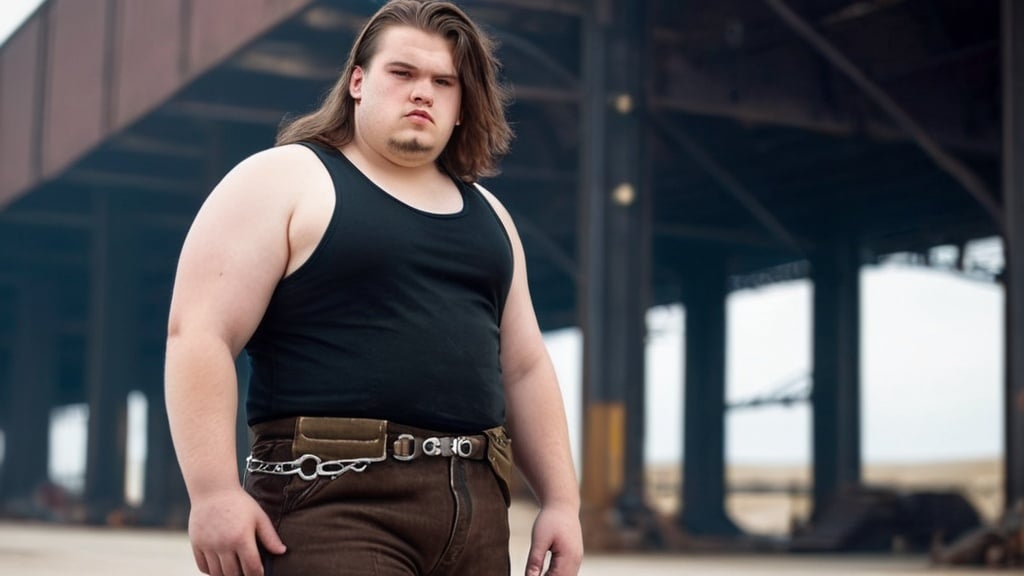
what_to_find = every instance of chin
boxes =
[387,136,437,157]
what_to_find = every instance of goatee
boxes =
[387,137,431,155]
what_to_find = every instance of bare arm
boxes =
[479,186,583,576]
[166,145,319,576]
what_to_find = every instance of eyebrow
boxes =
[385,60,459,80]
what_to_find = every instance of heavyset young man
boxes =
[165,1,583,575]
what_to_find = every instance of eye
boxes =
[391,70,411,78]
[435,78,454,87]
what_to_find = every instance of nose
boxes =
[411,79,434,106]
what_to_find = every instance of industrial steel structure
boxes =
[0,0,1020,549]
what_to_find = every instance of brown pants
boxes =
[243,420,511,575]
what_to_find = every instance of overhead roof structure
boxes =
[0,0,1003,323]
[0,0,1019,550]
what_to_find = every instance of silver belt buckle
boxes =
[423,436,444,456]
[454,437,473,458]
[422,436,473,458]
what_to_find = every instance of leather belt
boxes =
[392,433,487,461]
[246,417,489,481]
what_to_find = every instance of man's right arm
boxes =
[165,145,311,576]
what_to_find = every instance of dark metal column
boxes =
[83,191,137,523]
[0,278,58,514]
[810,241,861,518]
[1003,0,1024,510]
[680,260,740,536]
[142,352,188,526]
[578,0,653,545]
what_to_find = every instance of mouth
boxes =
[406,110,434,123]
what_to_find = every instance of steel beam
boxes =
[512,215,579,284]
[0,279,58,514]
[1002,0,1024,511]
[648,94,999,157]
[810,240,862,519]
[679,259,740,536]
[763,0,1002,226]
[467,0,585,15]
[63,169,201,195]
[654,223,785,249]
[578,0,654,547]
[83,191,137,523]
[141,354,188,526]
[653,119,804,255]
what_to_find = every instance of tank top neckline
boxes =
[320,143,470,220]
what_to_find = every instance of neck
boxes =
[342,141,444,185]
[343,136,442,181]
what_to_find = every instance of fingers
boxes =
[545,550,583,576]
[525,544,548,576]
[215,552,251,576]
[238,540,265,576]
[210,553,228,576]
[254,510,287,555]
[527,515,583,576]
[529,546,584,576]
[240,509,285,576]
[195,549,258,576]
[193,545,210,574]
[188,491,284,576]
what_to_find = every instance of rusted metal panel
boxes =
[188,0,314,75]
[114,0,184,130]
[42,0,108,180]
[0,18,42,208]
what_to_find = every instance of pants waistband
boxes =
[250,416,490,461]
[251,416,479,442]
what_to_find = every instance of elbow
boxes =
[166,315,183,342]
[503,346,551,389]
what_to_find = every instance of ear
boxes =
[350,66,364,100]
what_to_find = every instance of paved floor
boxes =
[0,503,994,575]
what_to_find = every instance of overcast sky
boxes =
[544,263,1005,466]
[0,0,42,48]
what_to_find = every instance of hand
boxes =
[188,487,286,576]
[525,505,583,576]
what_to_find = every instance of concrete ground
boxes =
[0,502,994,575]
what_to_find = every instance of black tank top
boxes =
[244,142,514,432]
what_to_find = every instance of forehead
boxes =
[369,25,457,74]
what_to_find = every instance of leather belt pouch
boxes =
[292,417,388,461]
[484,426,513,506]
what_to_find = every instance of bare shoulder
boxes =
[212,144,322,202]
[185,143,327,258]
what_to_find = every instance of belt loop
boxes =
[393,433,420,461]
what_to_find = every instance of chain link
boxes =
[245,453,372,481]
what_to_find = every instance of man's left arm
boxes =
[479,186,583,576]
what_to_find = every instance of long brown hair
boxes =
[276,0,512,182]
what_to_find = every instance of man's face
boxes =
[350,26,462,166]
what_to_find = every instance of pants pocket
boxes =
[244,438,294,528]
[484,426,513,507]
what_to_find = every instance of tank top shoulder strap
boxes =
[294,140,347,178]
[293,141,367,213]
